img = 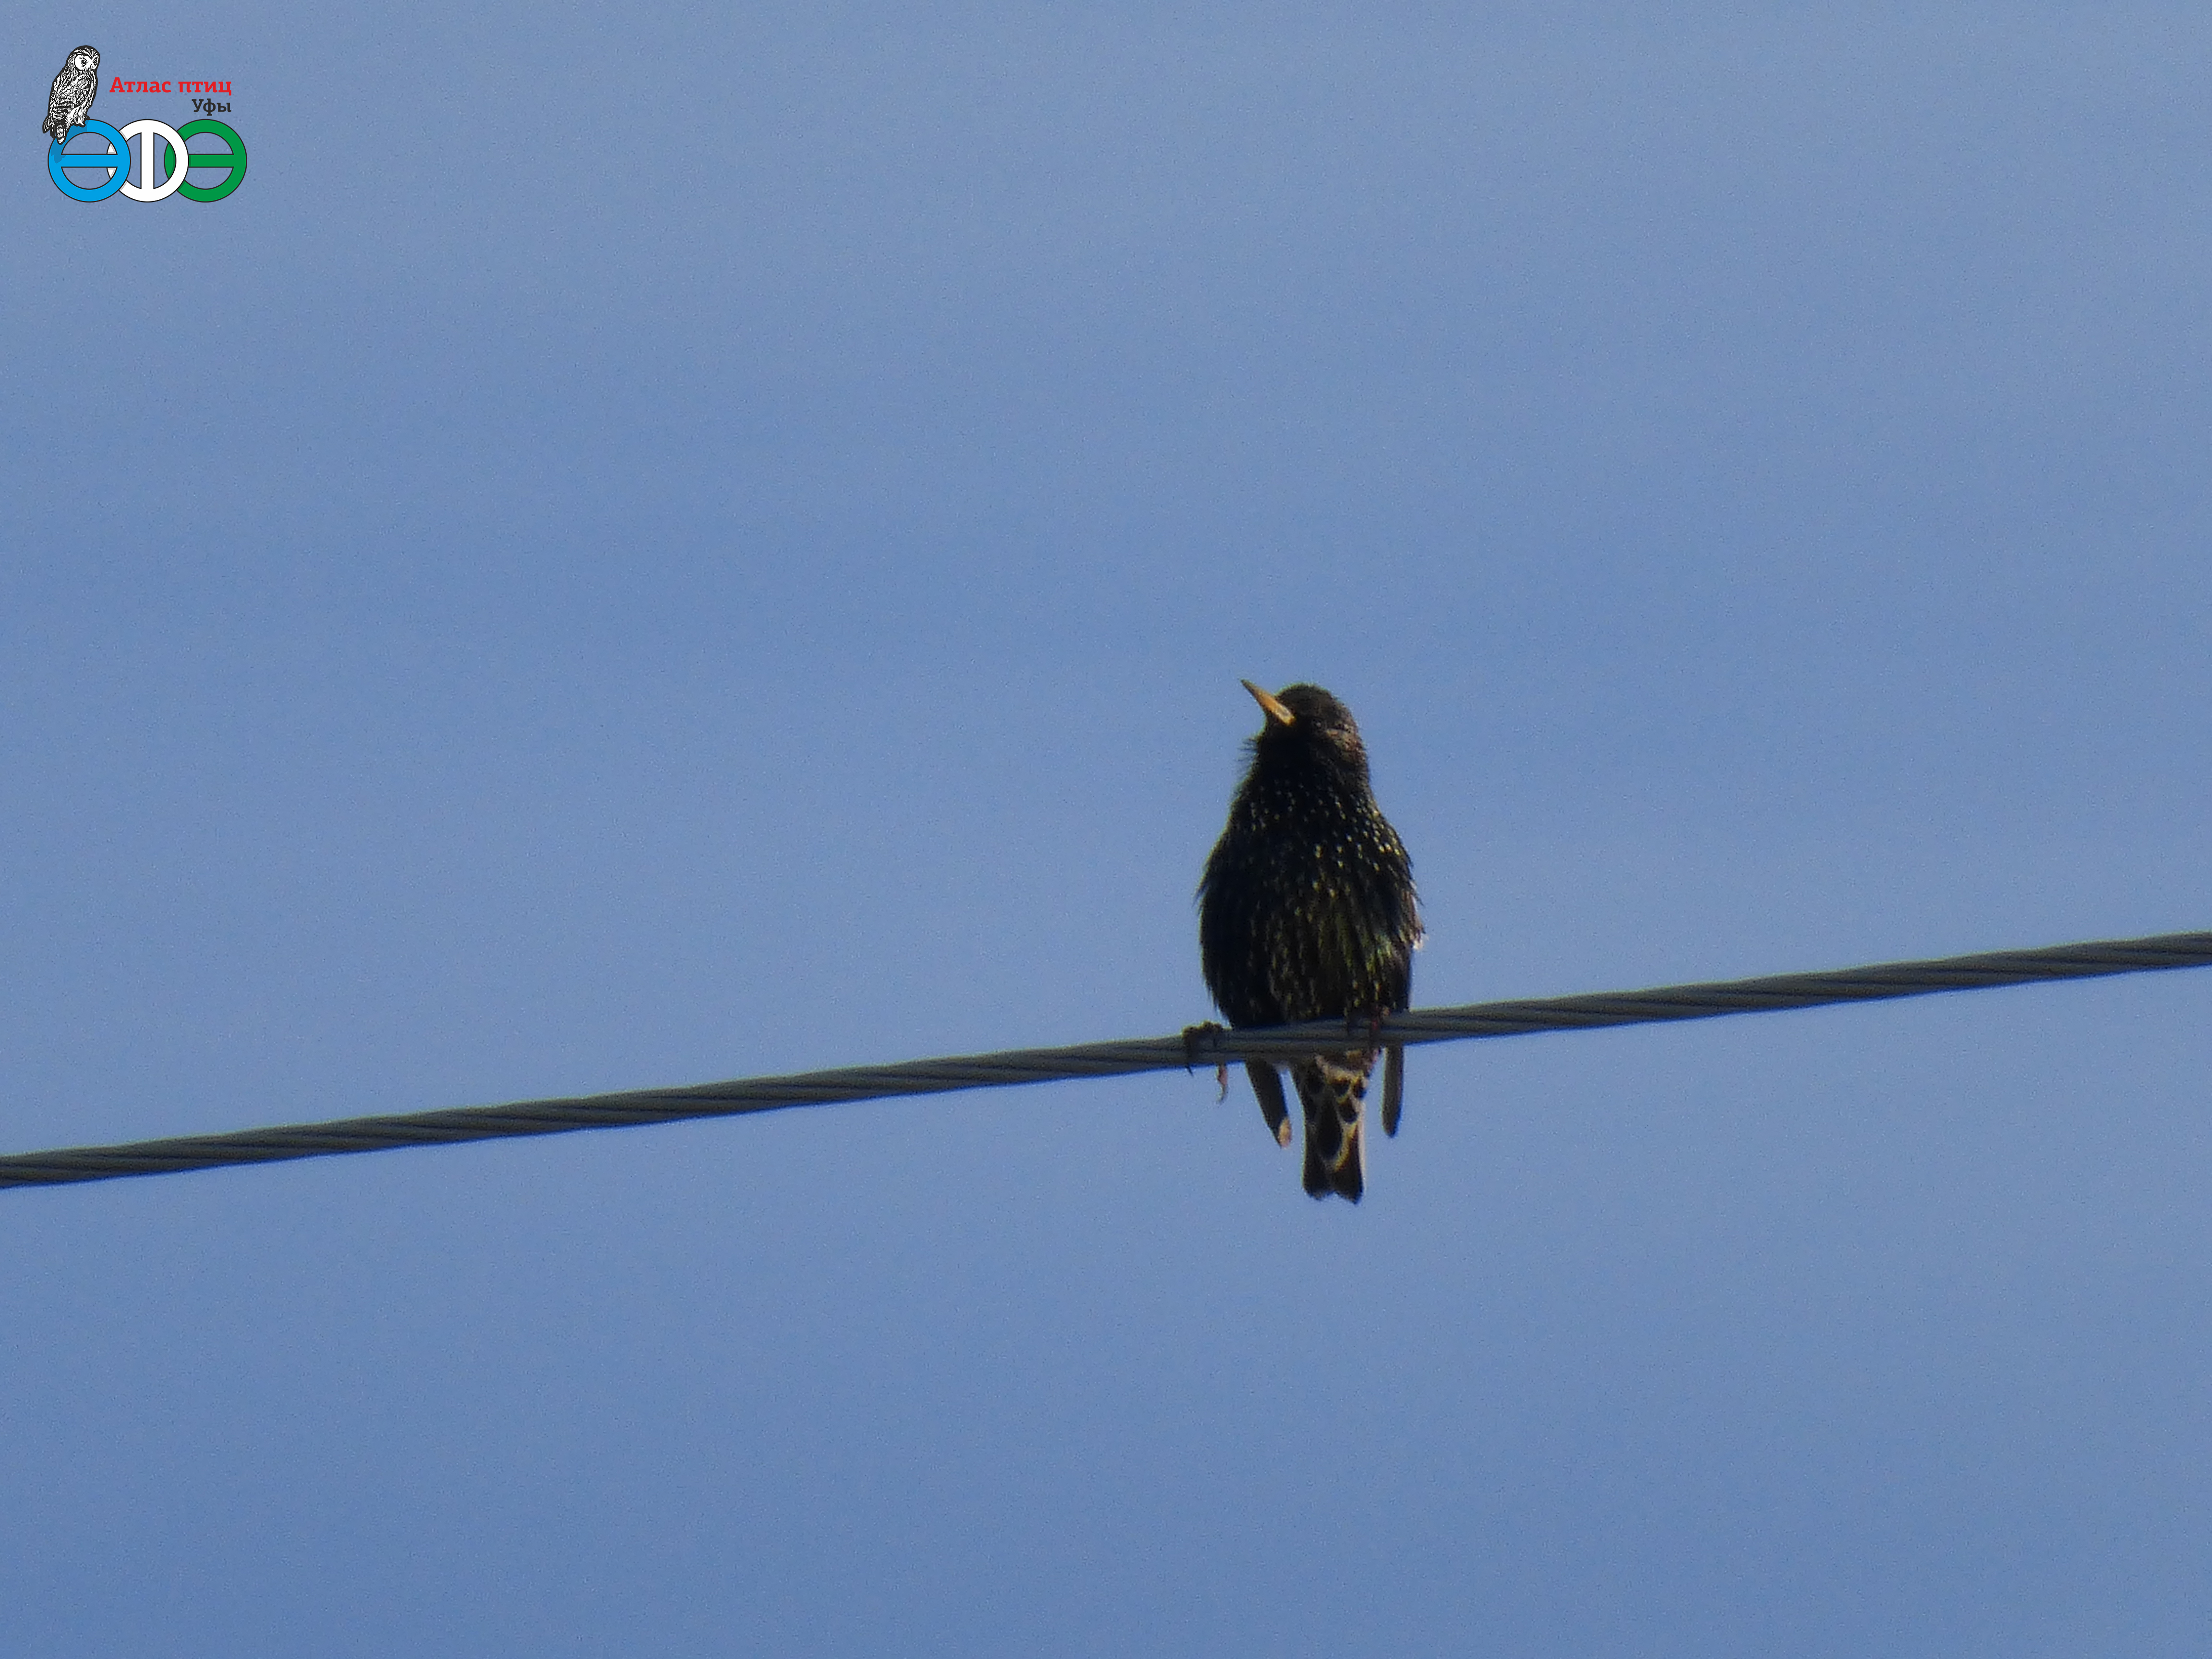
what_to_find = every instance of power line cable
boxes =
[4,928,2208,1192]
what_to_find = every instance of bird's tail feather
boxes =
[1294,1053,1370,1202]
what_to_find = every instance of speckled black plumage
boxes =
[1199,683,1421,1201]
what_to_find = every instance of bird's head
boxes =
[70,47,98,71]
[1241,680,1370,775]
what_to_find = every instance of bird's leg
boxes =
[1344,1007,1404,1135]
[1345,1008,1388,1057]
[1181,1021,1221,1070]
[1182,1022,1231,1100]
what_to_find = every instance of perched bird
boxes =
[43,46,100,146]
[1199,681,1421,1201]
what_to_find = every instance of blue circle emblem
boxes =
[49,120,130,202]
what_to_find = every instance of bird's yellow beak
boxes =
[1241,680,1295,725]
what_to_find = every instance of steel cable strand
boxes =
[4,929,2209,1190]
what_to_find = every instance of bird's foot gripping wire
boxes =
[1182,1022,1230,1101]
[1346,1010,1406,1138]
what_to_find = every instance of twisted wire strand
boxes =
[4,928,2208,1191]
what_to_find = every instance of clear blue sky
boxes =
[8,6,2212,1653]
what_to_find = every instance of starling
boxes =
[1199,682,1422,1202]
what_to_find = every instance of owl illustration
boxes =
[43,45,99,145]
